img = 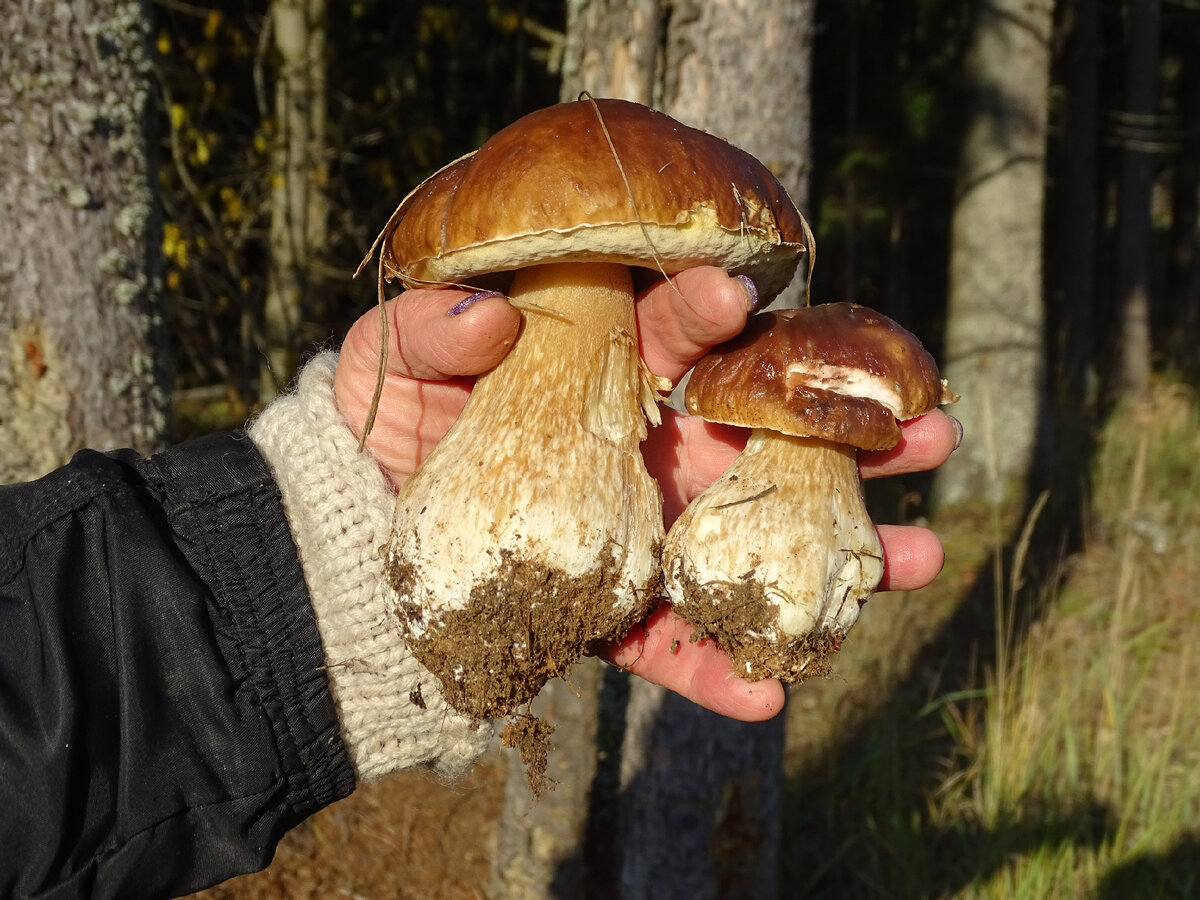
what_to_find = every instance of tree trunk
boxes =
[0,0,167,484]
[489,659,604,898]
[561,0,664,106]
[1169,31,1200,356]
[490,3,812,897]
[1114,0,1161,398]
[261,0,327,401]
[1051,0,1101,408]
[934,0,1054,510]
[658,0,813,309]
[561,0,813,307]
[615,685,784,899]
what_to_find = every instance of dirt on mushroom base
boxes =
[386,540,661,793]
[671,571,849,683]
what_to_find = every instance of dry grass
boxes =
[188,756,506,900]
[781,380,1200,898]
[183,381,1200,897]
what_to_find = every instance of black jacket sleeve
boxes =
[0,431,357,900]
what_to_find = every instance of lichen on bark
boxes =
[0,0,168,482]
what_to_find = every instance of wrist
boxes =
[248,353,493,780]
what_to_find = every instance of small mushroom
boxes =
[663,302,955,682]
[375,99,810,720]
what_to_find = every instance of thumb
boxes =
[333,290,521,483]
[340,289,521,383]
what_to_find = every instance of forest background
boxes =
[2,0,1199,897]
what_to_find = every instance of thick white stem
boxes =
[663,429,884,681]
[385,262,664,718]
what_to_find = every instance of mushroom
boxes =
[662,302,955,682]
[373,98,810,721]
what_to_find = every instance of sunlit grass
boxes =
[921,382,1200,897]
[783,380,1200,898]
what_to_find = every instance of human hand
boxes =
[611,408,958,721]
[332,267,958,722]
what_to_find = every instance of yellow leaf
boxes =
[156,31,171,55]
[204,10,223,40]
[220,186,243,222]
[195,45,216,73]
[166,269,182,290]
[170,104,186,131]
[498,10,520,33]
[162,222,180,257]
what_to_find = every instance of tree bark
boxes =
[1169,29,1200,356]
[0,0,167,484]
[615,683,784,899]
[934,0,1054,509]
[657,0,813,309]
[490,3,812,897]
[1114,0,1161,398]
[261,0,327,401]
[489,659,604,899]
[561,0,664,106]
[1051,0,1101,407]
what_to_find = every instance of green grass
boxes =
[782,381,1200,898]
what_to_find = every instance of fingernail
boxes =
[949,415,964,450]
[734,274,759,312]
[447,290,504,316]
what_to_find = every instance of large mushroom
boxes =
[663,302,955,682]
[372,98,810,722]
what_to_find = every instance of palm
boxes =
[331,267,958,720]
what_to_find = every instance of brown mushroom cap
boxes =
[382,98,809,303]
[685,303,954,451]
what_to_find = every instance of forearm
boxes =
[0,432,354,899]
[0,353,493,898]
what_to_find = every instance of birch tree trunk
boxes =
[261,0,327,401]
[491,3,812,897]
[0,0,167,484]
[934,0,1054,509]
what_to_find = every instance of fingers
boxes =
[601,521,942,721]
[859,409,962,480]
[635,267,754,382]
[333,290,521,481]
[338,290,521,383]
[878,523,945,591]
[602,605,786,721]
[645,408,963,526]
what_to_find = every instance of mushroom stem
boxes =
[386,261,666,718]
[663,428,884,681]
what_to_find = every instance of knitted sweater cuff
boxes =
[248,352,493,781]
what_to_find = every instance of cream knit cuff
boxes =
[248,352,494,781]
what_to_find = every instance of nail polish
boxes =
[949,415,964,450]
[734,274,759,312]
[448,290,505,316]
